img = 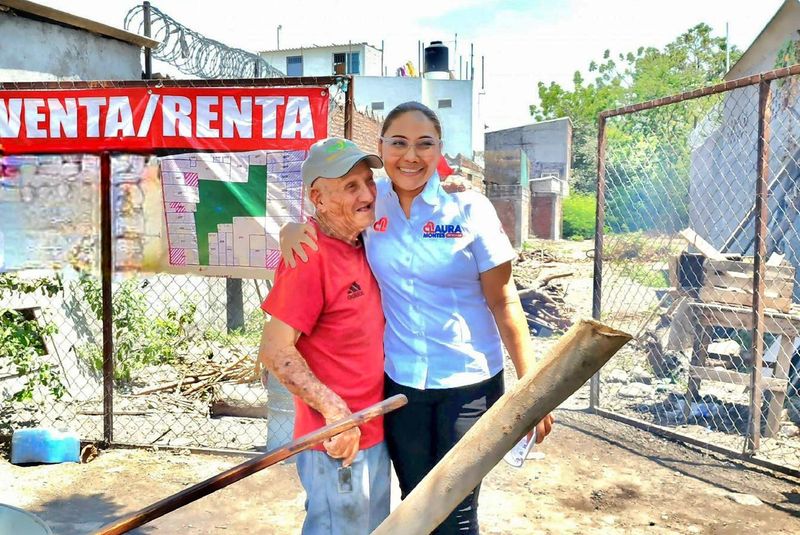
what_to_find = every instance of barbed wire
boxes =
[124,4,284,79]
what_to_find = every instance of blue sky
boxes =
[30,0,790,130]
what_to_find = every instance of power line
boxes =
[124,4,284,79]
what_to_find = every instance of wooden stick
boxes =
[93,394,408,535]
[679,228,726,261]
[372,320,631,535]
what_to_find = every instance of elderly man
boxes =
[258,138,387,535]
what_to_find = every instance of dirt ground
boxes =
[2,405,800,535]
[3,238,800,533]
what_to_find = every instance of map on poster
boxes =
[160,150,309,278]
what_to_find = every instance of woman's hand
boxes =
[279,222,318,268]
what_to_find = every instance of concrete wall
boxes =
[485,118,572,186]
[354,76,475,158]
[260,44,382,76]
[689,83,800,302]
[0,11,142,81]
[424,78,474,158]
[726,0,800,80]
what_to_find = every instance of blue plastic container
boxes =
[11,428,80,465]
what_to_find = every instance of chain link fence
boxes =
[1,77,352,453]
[593,66,800,472]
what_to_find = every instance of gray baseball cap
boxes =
[301,138,383,188]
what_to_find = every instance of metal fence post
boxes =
[101,152,114,445]
[226,278,245,332]
[590,113,607,409]
[748,78,773,453]
[143,2,152,79]
[343,76,354,140]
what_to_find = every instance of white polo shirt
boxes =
[364,175,516,390]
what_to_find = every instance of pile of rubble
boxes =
[513,248,573,336]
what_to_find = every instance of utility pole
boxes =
[725,22,731,73]
[277,25,282,50]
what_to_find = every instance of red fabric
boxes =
[262,221,385,450]
[437,155,454,178]
[0,87,328,154]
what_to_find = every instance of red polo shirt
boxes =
[262,220,385,450]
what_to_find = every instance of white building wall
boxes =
[260,44,381,76]
[0,12,142,81]
[425,79,473,158]
[364,46,383,76]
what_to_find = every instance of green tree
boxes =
[531,23,741,197]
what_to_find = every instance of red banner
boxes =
[0,87,329,154]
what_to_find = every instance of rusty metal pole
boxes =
[101,152,114,445]
[143,2,152,79]
[343,76,354,140]
[748,79,772,453]
[590,113,607,409]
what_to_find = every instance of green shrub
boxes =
[0,274,66,402]
[562,194,596,240]
[75,275,196,382]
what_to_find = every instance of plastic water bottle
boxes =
[503,429,538,468]
[11,428,80,465]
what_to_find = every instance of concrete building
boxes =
[689,0,800,302]
[725,0,800,81]
[260,42,384,77]
[0,0,157,81]
[484,118,572,244]
[0,1,156,404]
[259,42,480,158]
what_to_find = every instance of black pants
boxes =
[384,372,505,535]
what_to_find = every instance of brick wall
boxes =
[329,104,383,151]
[487,184,530,248]
[530,192,562,240]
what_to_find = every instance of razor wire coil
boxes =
[124,4,284,79]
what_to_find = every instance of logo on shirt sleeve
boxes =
[422,220,463,239]
[373,217,388,232]
[347,281,364,299]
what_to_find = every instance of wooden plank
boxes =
[689,365,787,391]
[679,228,726,261]
[692,303,800,335]
[2,0,159,48]
[371,320,632,535]
[704,271,795,296]
[764,335,797,437]
[766,252,785,266]
[704,258,795,280]
[699,286,792,313]
[668,256,680,289]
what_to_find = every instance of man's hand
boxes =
[323,403,361,467]
[323,427,361,467]
[279,222,318,268]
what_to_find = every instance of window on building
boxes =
[286,56,303,76]
[371,101,384,111]
[438,99,452,109]
[333,52,360,75]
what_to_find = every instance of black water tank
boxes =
[424,41,449,74]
